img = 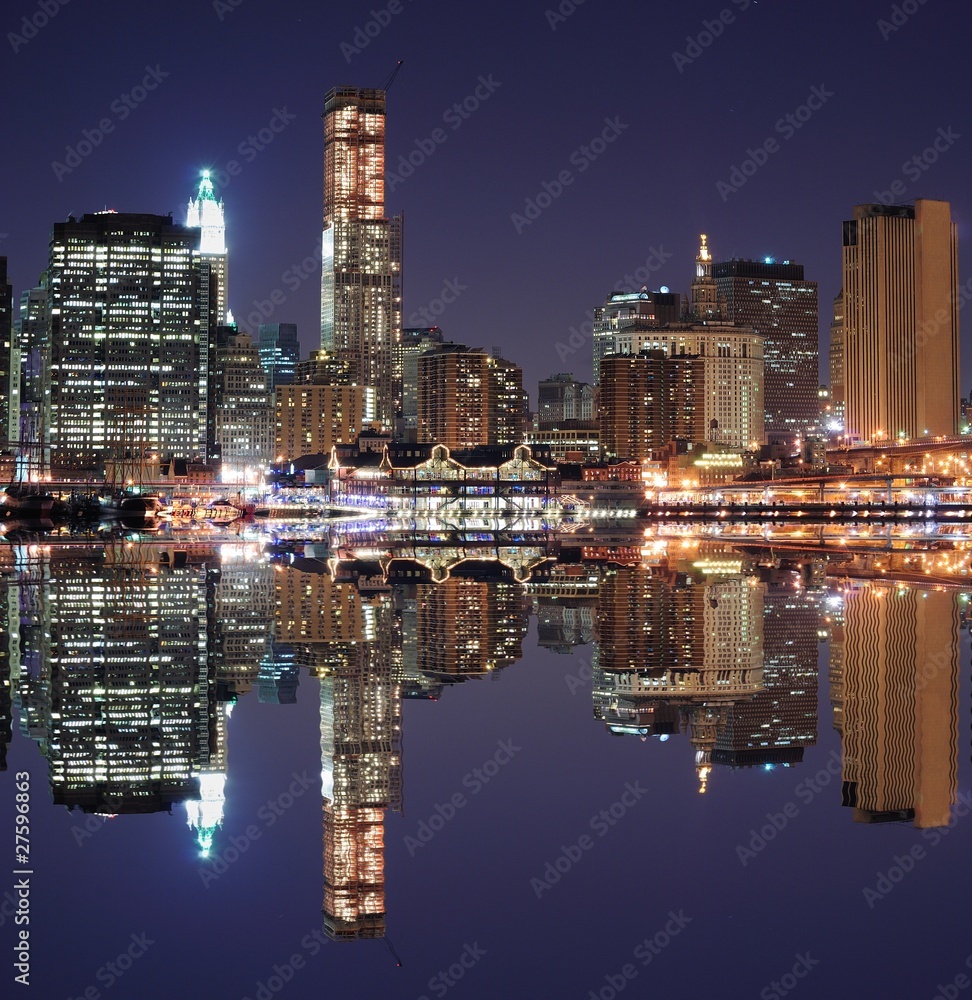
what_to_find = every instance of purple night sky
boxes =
[2,0,970,400]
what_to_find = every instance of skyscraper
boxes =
[14,276,50,459]
[48,212,212,472]
[592,288,681,385]
[210,328,275,474]
[258,322,299,390]
[829,290,844,432]
[713,255,819,441]
[186,171,229,325]
[0,257,13,449]
[842,200,960,442]
[320,86,403,427]
[398,326,443,436]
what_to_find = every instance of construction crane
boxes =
[382,60,404,92]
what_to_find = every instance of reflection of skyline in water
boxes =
[0,533,965,941]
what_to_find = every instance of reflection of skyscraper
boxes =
[258,641,299,705]
[320,87,403,427]
[185,702,231,857]
[274,562,401,940]
[208,548,275,699]
[832,582,958,828]
[22,545,216,813]
[592,555,764,790]
[714,578,819,769]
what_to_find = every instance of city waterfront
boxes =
[1,521,970,998]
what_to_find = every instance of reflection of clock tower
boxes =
[691,234,723,321]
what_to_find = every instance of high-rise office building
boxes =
[14,276,50,459]
[320,87,403,427]
[417,344,526,449]
[186,171,229,325]
[48,212,211,472]
[258,323,299,390]
[295,348,353,386]
[210,328,274,473]
[842,200,960,442]
[592,289,682,385]
[828,290,844,432]
[398,326,444,435]
[712,256,819,440]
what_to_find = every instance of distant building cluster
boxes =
[0,81,961,479]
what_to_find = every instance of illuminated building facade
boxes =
[828,290,844,431]
[712,256,819,440]
[417,344,526,449]
[14,277,51,460]
[210,328,274,472]
[275,383,375,463]
[599,350,703,460]
[398,326,444,435]
[258,323,299,390]
[1,257,13,448]
[295,348,353,386]
[592,289,682,385]
[48,212,211,471]
[842,200,960,442]
[186,171,229,325]
[320,87,403,427]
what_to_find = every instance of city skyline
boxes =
[1,0,968,404]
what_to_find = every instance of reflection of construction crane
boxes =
[384,936,403,967]
[381,60,404,92]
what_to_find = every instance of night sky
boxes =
[2,0,971,402]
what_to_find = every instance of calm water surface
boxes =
[0,525,969,999]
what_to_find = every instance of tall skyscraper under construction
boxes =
[320,86,403,428]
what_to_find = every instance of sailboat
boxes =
[99,443,169,521]
[3,429,54,519]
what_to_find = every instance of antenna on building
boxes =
[382,60,404,91]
